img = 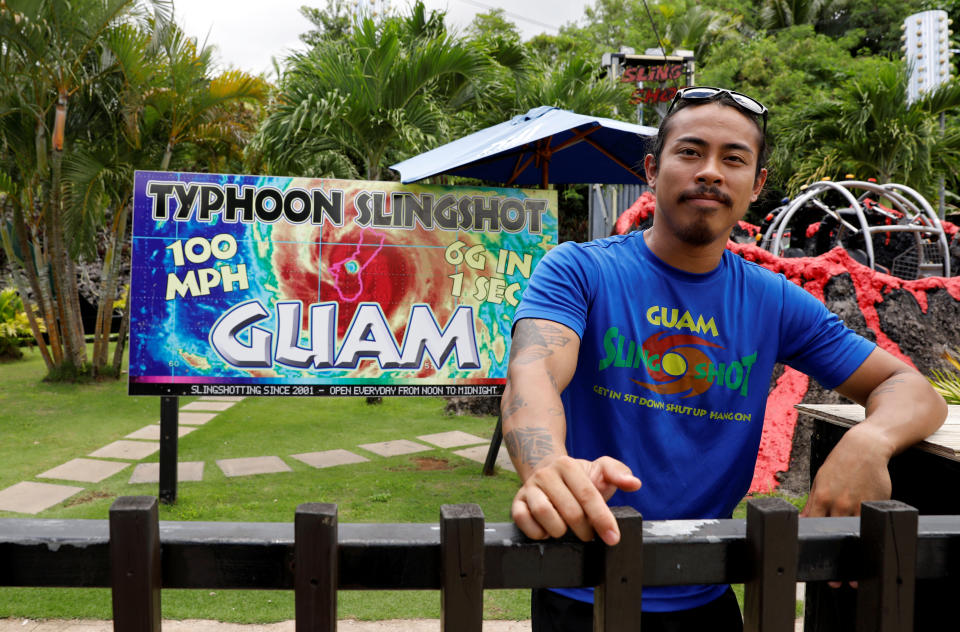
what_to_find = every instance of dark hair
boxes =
[649,91,769,178]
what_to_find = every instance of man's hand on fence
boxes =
[801,423,893,519]
[801,424,894,589]
[511,455,641,546]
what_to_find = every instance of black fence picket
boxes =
[109,496,161,632]
[3,496,952,631]
[440,504,484,632]
[744,497,799,632]
[295,503,338,632]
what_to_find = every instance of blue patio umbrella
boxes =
[390,106,657,188]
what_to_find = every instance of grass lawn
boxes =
[0,347,807,622]
[0,347,526,621]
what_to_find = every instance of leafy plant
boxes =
[0,288,42,360]
[929,348,960,404]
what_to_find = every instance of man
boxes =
[501,87,947,631]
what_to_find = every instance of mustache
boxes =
[678,186,732,206]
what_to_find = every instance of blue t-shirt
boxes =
[513,231,875,611]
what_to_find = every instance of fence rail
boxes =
[2,496,958,631]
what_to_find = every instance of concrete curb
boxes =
[0,619,532,631]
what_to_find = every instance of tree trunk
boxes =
[48,93,88,370]
[0,213,54,371]
[93,198,130,373]
[15,205,64,366]
[161,140,173,171]
[112,283,131,376]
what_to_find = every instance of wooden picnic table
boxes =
[797,403,960,632]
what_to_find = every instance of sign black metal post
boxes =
[159,396,179,504]
[482,415,503,476]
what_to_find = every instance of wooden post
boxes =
[440,504,484,632]
[158,396,178,504]
[109,496,161,632]
[295,503,338,632]
[856,501,917,632]
[744,497,798,632]
[594,506,643,632]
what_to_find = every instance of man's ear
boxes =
[751,167,768,202]
[643,154,658,189]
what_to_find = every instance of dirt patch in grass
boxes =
[64,490,115,507]
[412,457,453,471]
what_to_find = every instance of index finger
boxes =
[559,466,621,545]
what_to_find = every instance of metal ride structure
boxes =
[759,180,952,279]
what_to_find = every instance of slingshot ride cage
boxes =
[759,180,952,279]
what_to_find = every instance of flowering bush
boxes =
[0,287,41,360]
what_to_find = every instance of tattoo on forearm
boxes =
[546,370,560,393]
[510,320,572,364]
[868,377,907,402]
[512,347,554,366]
[504,426,555,467]
[502,394,527,420]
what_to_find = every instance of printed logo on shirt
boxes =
[598,327,759,399]
[644,305,719,337]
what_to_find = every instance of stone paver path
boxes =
[176,412,218,425]
[129,461,205,484]
[359,439,431,457]
[291,449,369,469]
[0,393,519,515]
[37,458,129,483]
[217,456,292,477]
[89,440,159,460]
[181,401,236,412]
[417,431,487,448]
[125,424,196,440]
[453,445,516,473]
[0,481,84,514]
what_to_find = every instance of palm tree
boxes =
[0,0,168,372]
[453,9,623,139]
[253,1,484,180]
[774,63,960,197]
[148,22,268,171]
[66,19,268,375]
[759,0,845,31]
[660,1,742,60]
[0,1,265,379]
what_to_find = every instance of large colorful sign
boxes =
[129,171,558,397]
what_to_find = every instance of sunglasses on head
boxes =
[667,86,768,133]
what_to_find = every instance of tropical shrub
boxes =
[0,287,42,360]
[929,348,960,404]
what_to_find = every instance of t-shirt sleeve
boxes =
[513,241,597,338]
[776,276,876,389]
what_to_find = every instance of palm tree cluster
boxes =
[2,0,960,381]
[0,0,267,378]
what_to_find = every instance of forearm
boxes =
[805,358,948,517]
[500,318,579,481]
[855,368,947,457]
[501,369,567,481]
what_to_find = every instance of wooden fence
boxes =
[0,495,953,631]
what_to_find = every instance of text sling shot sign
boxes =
[128,171,558,397]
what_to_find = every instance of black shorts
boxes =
[531,586,743,632]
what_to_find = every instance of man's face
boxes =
[643,102,767,247]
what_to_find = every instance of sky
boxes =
[177,0,592,77]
